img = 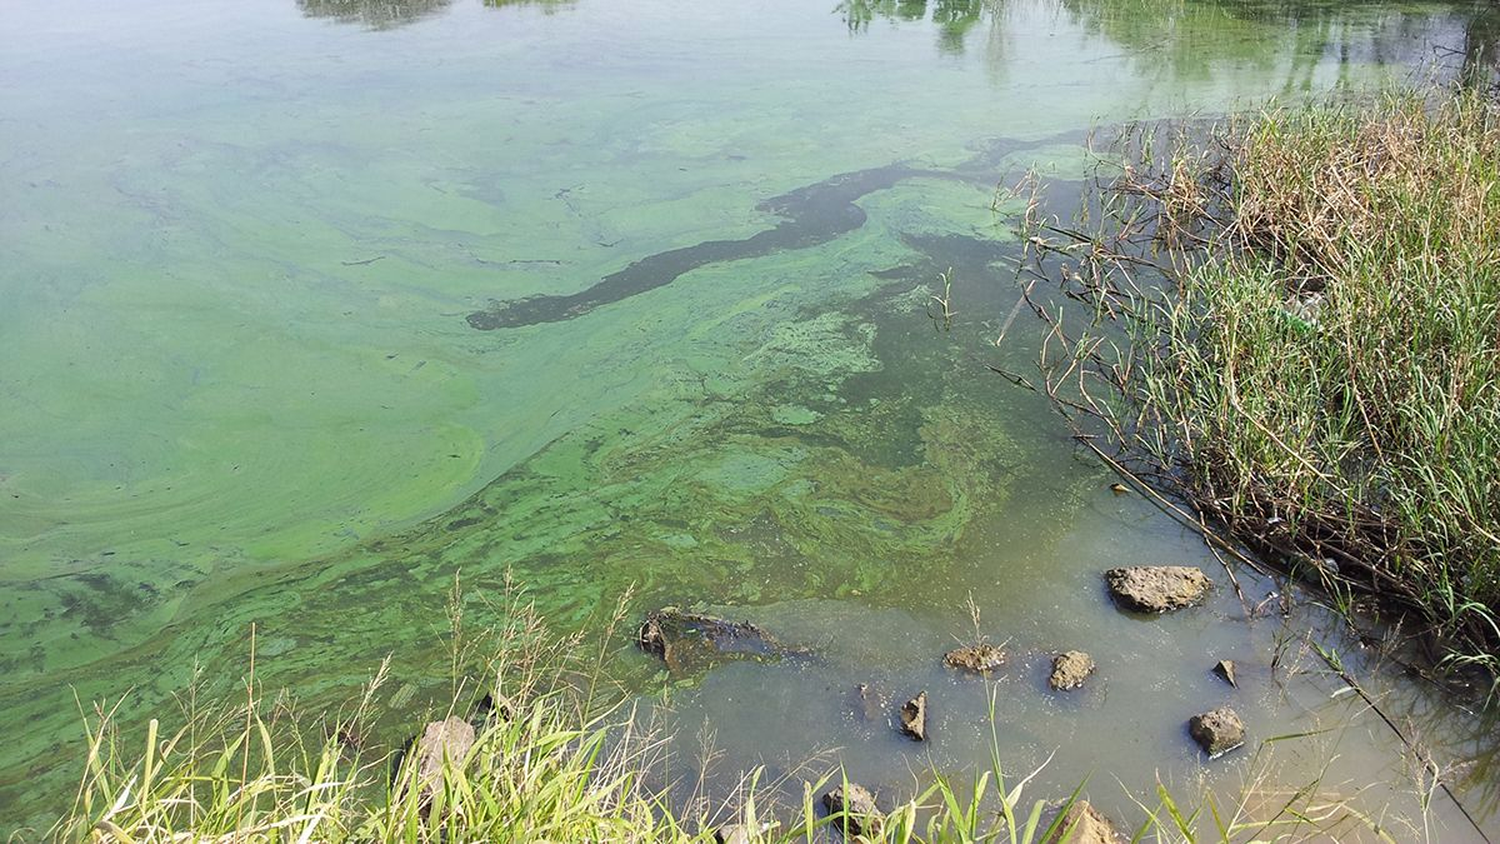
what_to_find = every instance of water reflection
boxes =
[294,0,1500,84]
[297,0,453,29]
[837,0,993,53]
[299,0,576,29]
[483,0,578,14]
[838,0,1500,90]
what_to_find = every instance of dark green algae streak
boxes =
[464,135,1067,329]
[0,158,1069,822]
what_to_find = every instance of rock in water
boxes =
[1188,707,1246,758]
[715,824,751,844]
[898,691,928,741]
[402,717,476,807]
[1104,566,1211,613]
[637,607,784,673]
[823,783,882,837]
[943,643,1007,673]
[1043,800,1123,844]
[1049,651,1096,691]
[1212,659,1238,687]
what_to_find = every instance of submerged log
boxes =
[637,607,786,673]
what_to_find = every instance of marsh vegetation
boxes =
[1019,87,1500,686]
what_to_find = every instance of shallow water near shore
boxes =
[3,0,1500,836]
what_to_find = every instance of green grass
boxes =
[46,672,1388,843]
[37,589,1407,843]
[1020,87,1500,680]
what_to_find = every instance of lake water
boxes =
[3,0,1500,837]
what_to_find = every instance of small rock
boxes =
[1188,707,1245,758]
[1212,659,1237,687]
[823,783,882,837]
[402,717,476,806]
[1049,651,1096,691]
[1104,566,1211,613]
[898,691,927,741]
[943,643,1007,673]
[1043,800,1123,844]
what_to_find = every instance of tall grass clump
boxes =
[49,587,702,843]
[1019,87,1500,680]
[48,668,1393,843]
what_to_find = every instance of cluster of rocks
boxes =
[838,640,1097,751]
[819,783,1125,843]
[634,563,1246,839]
[1104,565,1246,758]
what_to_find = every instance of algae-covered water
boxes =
[4,0,1500,836]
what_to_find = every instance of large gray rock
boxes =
[1189,706,1246,758]
[1049,651,1096,691]
[402,717,476,807]
[1104,566,1211,613]
[823,782,882,837]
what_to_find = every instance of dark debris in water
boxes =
[637,607,791,674]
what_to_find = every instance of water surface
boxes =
[3,0,1500,836]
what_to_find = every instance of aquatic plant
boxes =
[928,267,959,330]
[1016,88,1500,689]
